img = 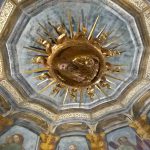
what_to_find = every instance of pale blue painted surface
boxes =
[0,0,4,6]
[56,136,89,150]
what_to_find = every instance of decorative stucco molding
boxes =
[0,0,15,35]
[146,56,150,79]
[20,103,57,120]
[143,8,150,37]
[21,102,91,121]
[125,0,148,11]
[121,80,149,105]
[58,112,90,121]
[0,53,4,80]
[92,104,122,118]
[0,80,24,103]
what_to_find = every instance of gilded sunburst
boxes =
[24,12,124,104]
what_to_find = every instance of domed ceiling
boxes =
[7,0,143,109]
[0,0,150,149]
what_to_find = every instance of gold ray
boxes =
[48,21,59,35]
[53,90,60,96]
[81,9,85,27]
[36,33,45,40]
[103,37,119,48]
[119,50,126,54]
[51,83,64,96]
[37,79,49,86]
[106,30,113,37]
[37,33,52,44]
[95,85,108,97]
[95,88,100,99]
[34,39,45,47]
[54,90,60,96]
[84,17,87,28]
[87,87,95,100]
[111,43,124,49]
[63,88,69,104]
[53,88,62,96]
[88,16,99,40]
[106,79,116,85]
[24,68,49,74]
[59,16,69,35]
[112,42,129,49]
[113,64,127,66]
[38,23,50,36]
[96,25,107,38]
[24,47,47,54]
[69,88,78,102]
[38,23,56,43]
[77,17,81,33]
[80,88,83,106]
[38,80,56,94]
[112,69,125,74]
[68,11,74,38]
[105,74,124,81]
[32,74,42,79]
[74,90,78,102]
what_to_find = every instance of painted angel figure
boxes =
[0,134,24,150]
[108,136,150,150]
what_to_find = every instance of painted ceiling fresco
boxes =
[7,0,143,108]
[0,0,150,150]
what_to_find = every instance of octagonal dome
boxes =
[0,0,150,149]
[6,0,143,110]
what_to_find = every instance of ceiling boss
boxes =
[24,11,124,104]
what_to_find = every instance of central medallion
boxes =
[48,40,105,87]
[24,12,124,104]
